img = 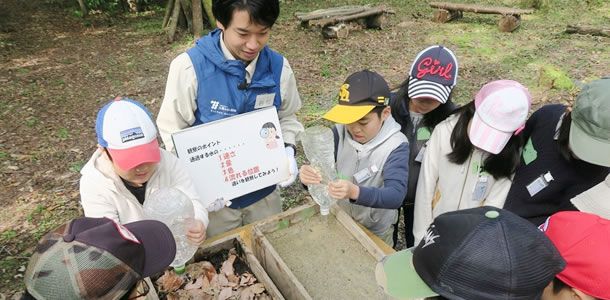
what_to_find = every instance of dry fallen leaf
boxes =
[239,272,257,286]
[218,287,233,300]
[239,286,256,300]
[186,260,216,280]
[156,270,184,293]
[202,274,211,289]
[217,273,229,287]
[184,276,204,290]
[250,283,266,294]
[256,293,272,300]
[165,291,180,300]
[187,288,211,299]
[220,249,237,277]
[227,273,239,284]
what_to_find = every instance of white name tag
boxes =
[353,165,379,184]
[254,93,275,109]
[472,175,489,202]
[415,144,427,163]
[526,171,554,197]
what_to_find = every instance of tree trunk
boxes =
[76,0,88,16]
[167,0,182,43]
[203,0,216,28]
[162,0,175,28]
[179,0,193,33]
[192,0,204,38]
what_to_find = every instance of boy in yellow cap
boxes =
[299,70,409,246]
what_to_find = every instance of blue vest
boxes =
[187,29,284,208]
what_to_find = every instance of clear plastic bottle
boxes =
[143,187,198,270]
[301,126,337,215]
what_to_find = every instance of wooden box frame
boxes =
[194,233,285,300]
[252,203,385,299]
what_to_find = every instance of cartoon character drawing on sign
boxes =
[260,122,279,149]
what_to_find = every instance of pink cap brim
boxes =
[107,139,161,171]
[468,112,511,154]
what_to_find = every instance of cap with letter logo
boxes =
[323,69,390,124]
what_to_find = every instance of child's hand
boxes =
[299,165,322,185]
[186,219,206,245]
[328,179,359,200]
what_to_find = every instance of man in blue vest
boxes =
[157,0,303,237]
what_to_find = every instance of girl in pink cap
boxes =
[412,80,530,243]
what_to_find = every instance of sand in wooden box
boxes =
[253,204,386,300]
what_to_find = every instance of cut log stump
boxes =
[322,23,349,39]
[433,9,463,23]
[499,15,521,32]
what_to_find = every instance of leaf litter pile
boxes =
[155,248,271,300]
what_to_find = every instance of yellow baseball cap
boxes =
[323,70,390,124]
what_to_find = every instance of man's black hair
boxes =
[213,0,280,28]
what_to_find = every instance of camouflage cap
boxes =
[25,217,176,300]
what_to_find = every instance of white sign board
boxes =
[171,107,289,205]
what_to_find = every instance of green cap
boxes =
[569,77,610,167]
[375,248,438,299]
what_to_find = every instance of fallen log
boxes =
[295,5,367,22]
[565,24,610,38]
[309,6,389,28]
[429,2,534,15]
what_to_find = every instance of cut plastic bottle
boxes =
[143,187,198,270]
[301,126,337,215]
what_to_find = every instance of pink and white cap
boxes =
[469,80,531,154]
[96,97,160,171]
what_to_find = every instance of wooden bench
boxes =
[429,2,534,32]
[295,5,394,39]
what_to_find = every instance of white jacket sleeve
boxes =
[157,53,198,152]
[277,58,304,145]
[80,178,121,223]
[412,127,442,243]
[483,175,513,208]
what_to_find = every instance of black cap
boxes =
[323,70,390,124]
[376,207,566,299]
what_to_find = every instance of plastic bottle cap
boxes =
[320,207,330,216]
[173,264,186,275]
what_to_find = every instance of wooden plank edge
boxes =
[236,235,286,300]
[252,227,313,300]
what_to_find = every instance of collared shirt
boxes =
[218,32,258,83]
[157,32,303,152]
